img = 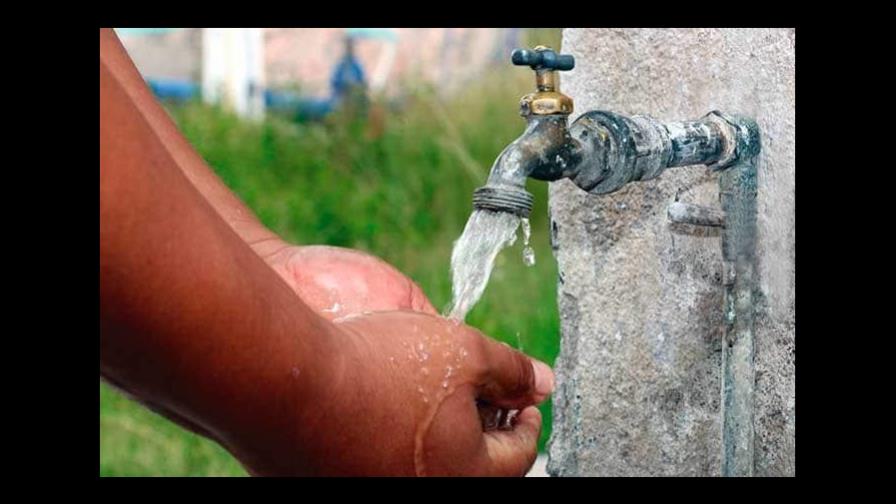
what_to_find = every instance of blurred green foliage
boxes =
[101,28,565,476]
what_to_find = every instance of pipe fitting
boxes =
[472,185,534,217]
[704,111,762,171]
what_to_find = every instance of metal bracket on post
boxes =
[666,112,760,477]
[667,201,726,228]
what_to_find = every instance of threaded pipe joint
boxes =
[472,185,534,218]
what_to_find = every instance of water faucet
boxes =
[473,46,763,477]
[473,46,760,217]
[472,46,581,217]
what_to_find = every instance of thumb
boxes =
[408,279,439,315]
[477,337,554,410]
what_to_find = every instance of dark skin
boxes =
[100,28,554,476]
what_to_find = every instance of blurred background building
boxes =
[116,28,525,120]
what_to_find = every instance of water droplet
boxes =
[554,154,567,169]
[506,409,519,425]
[441,380,449,389]
[523,246,536,266]
[521,217,535,267]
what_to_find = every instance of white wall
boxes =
[201,28,265,119]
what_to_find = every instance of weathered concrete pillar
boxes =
[547,28,794,476]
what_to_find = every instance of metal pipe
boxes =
[716,114,760,477]
[667,201,726,228]
[663,119,726,168]
[566,111,741,195]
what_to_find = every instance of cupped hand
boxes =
[246,242,554,476]
[278,310,554,477]
[263,244,438,320]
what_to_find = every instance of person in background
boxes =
[330,34,368,110]
[100,27,553,476]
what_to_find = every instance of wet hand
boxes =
[263,244,438,320]
[291,310,554,476]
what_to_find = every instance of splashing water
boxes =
[446,210,535,321]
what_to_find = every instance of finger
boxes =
[407,279,438,315]
[477,338,554,409]
[482,406,542,477]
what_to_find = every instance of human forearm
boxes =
[100,45,340,473]
[99,28,287,259]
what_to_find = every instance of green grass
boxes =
[100,383,246,476]
[101,29,565,476]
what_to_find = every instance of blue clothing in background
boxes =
[330,55,366,99]
[146,78,199,101]
[144,46,368,121]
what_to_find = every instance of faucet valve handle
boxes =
[512,46,575,116]
[511,46,575,72]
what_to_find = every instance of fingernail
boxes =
[532,360,554,396]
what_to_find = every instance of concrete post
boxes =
[547,28,794,477]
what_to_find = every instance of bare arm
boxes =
[101,38,342,473]
[99,29,437,318]
[100,29,285,258]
